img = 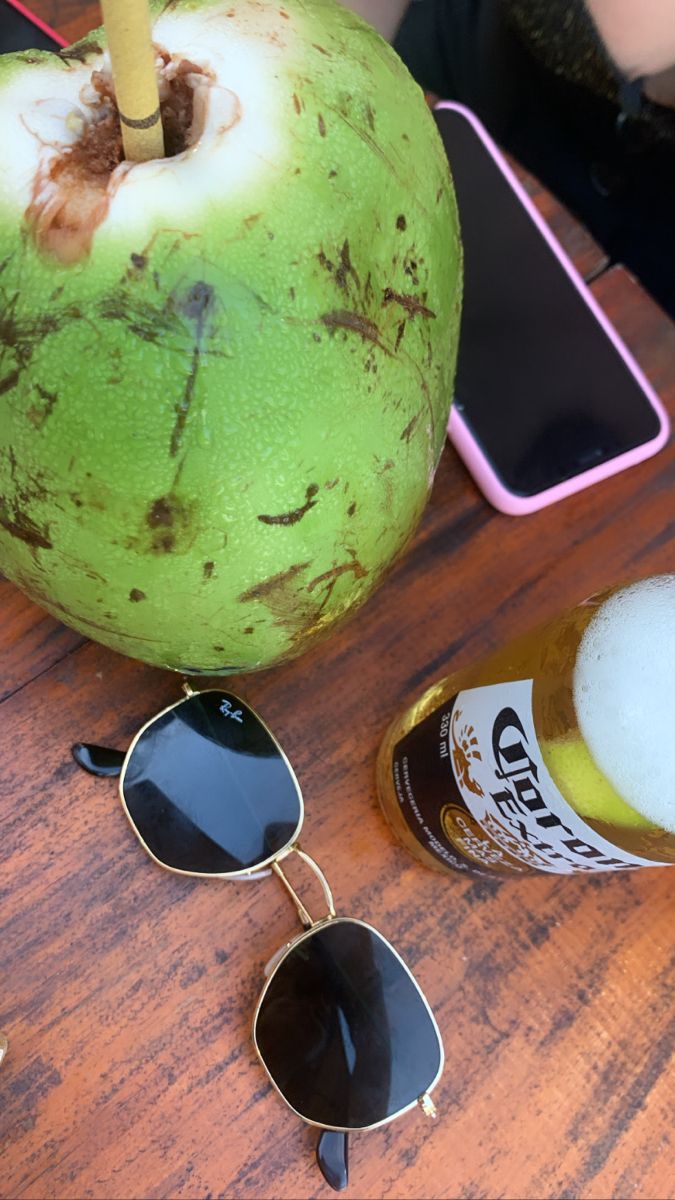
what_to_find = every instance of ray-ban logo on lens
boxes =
[220,699,243,723]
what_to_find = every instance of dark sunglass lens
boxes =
[254,920,442,1129]
[122,692,301,874]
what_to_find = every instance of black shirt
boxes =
[395,0,675,315]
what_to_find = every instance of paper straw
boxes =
[101,0,165,162]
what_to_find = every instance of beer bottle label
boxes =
[392,679,664,875]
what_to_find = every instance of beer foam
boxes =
[574,576,675,831]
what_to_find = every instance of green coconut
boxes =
[0,0,461,673]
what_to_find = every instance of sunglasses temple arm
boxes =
[317,1130,349,1191]
[71,743,126,778]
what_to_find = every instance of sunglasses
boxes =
[72,684,444,1191]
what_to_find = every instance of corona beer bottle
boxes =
[377,576,675,876]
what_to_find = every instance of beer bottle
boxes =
[376,575,675,876]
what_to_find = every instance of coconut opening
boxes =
[27,51,211,263]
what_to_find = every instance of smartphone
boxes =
[1,0,66,51]
[436,102,669,516]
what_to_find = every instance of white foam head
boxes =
[574,575,675,831]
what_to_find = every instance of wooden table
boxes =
[2,7,675,1199]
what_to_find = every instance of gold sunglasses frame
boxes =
[112,684,443,1141]
[117,684,305,881]
[252,914,444,1134]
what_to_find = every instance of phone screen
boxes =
[435,106,662,497]
[1,0,62,51]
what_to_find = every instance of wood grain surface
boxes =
[2,6,675,1199]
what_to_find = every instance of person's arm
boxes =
[586,0,675,79]
[339,0,411,41]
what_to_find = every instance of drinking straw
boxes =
[101,0,165,162]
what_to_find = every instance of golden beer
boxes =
[377,576,675,876]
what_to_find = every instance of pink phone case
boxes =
[5,0,67,47]
[438,101,670,516]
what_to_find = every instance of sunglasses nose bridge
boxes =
[271,845,336,929]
